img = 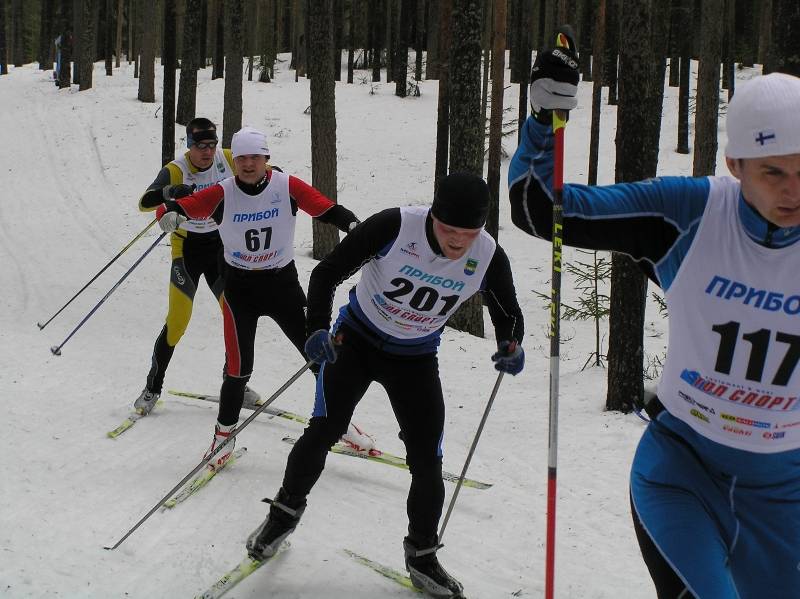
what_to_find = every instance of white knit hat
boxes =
[725,72,800,159]
[231,126,270,158]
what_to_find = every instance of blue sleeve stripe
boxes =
[654,218,703,290]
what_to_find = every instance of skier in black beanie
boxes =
[246,172,525,598]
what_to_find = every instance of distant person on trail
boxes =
[243,172,525,599]
[509,39,800,599]
[156,126,362,470]
[134,118,262,415]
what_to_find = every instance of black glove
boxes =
[529,26,579,125]
[162,183,195,200]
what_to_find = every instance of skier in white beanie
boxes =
[156,126,367,470]
[231,125,270,158]
[511,37,800,599]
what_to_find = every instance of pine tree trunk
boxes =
[386,0,394,82]
[128,0,134,65]
[333,0,342,80]
[485,0,506,241]
[176,0,201,125]
[427,0,439,79]
[0,1,7,75]
[607,0,667,413]
[605,0,619,104]
[115,0,122,66]
[39,0,55,71]
[346,0,354,83]
[667,2,681,87]
[414,0,424,81]
[446,0,484,338]
[433,0,452,186]
[133,0,140,76]
[162,0,177,166]
[587,0,606,186]
[309,0,340,260]
[722,0,735,99]
[370,0,382,81]
[79,0,97,90]
[692,0,723,176]
[394,0,409,96]
[198,0,208,66]
[294,0,308,79]
[212,0,224,79]
[771,0,800,76]
[137,0,155,101]
[12,0,24,67]
[104,0,113,75]
[676,0,691,153]
[222,0,243,147]
[58,0,74,86]
[73,0,83,82]
[757,0,771,71]
[578,0,593,81]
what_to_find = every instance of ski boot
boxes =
[246,488,307,560]
[340,422,378,455]
[242,385,262,409]
[133,388,160,416]
[404,536,465,598]
[203,422,236,470]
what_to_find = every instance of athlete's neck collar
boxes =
[425,211,445,256]
[738,193,800,249]
[235,172,270,196]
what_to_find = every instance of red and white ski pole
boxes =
[545,27,575,599]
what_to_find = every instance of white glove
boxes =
[158,211,188,232]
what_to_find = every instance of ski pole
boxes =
[545,27,575,599]
[438,369,506,545]
[103,360,314,551]
[37,219,157,330]
[50,231,167,356]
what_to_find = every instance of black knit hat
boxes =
[431,172,490,229]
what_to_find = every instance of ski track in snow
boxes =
[0,57,745,598]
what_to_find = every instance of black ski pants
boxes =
[217,261,310,425]
[281,323,446,543]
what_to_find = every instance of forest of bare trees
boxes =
[3,0,799,412]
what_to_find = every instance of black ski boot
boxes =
[404,536,465,598]
[246,488,306,560]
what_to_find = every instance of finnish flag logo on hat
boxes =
[754,129,777,147]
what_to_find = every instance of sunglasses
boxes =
[193,141,218,150]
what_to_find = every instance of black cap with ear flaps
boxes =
[431,172,490,229]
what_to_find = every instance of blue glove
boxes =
[305,330,338,365]
[491,341,524,375]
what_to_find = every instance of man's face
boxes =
[187,130,217,170]
[727,154,800,228]
[431,216,482,259]
[234,154,268,184]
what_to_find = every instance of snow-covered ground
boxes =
[0,55,748,598]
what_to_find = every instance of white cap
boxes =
[725,73,800,159]
[231,126,270,158]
